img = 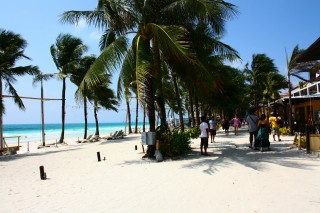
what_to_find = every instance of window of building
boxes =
[309,85,317,95]
[301,89,307,96]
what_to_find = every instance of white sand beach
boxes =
[1,128,320,213]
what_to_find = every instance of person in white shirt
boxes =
[209,116,218,143]
[200,116,210,156]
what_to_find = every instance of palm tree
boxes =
[70,55,96,139]
[32,72,55,146]
[262,72,287,117]
[61,0,238,157]
[117,49,136,134]
[285,45,316,134]
[243,54,278,108]
[90,76,119,136]
[0,29,39,150]
[50,33,88,143]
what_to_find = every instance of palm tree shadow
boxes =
[180,140,318,175]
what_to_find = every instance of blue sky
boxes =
[1,0,320,124]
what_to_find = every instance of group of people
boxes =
[246,110,281,151]
[199,111,282,155]
[199,113,244,155]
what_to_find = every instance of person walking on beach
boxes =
[255,114,271,151]
[222,116,230,135]
[269,112,281,141]
[200,116,210,156]
[209,115,218,143]
[232,113,241,135]
[246,110,259,149]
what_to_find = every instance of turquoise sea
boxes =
[3,122,147,145]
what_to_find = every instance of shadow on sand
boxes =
[180,138,319,175]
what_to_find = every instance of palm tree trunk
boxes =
[152,37,167,128]
[195,96,200,126]
[0,79,3,151]
[135,98,138,133]
[141,39,156,158]
[41,79,45,146]
[145,76,156,158]
[189,89,195,128]
[59,78,66,143]
[126,100,132,134]
[94,100,99,136]
[288,72,293,134]
[172,71,184,131]
[83,96,88,139]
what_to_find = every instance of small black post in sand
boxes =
[97,152,101,162]
[135,145,137,150]
[39,166,46,180]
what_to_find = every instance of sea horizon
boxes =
[3,122,149,145]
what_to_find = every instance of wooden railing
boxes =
[1,136,21,153]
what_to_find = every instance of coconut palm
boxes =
[70,55,96,139]
[61,0,238,157]
[285,45,317,134]
[117,48,136,134]
[50,33,88,143]
[262,72,287,117]
[90,76,119,136]
[243,54,278,108]
[61,0,237,123]
[32,72,55,146]
[0,29,39,150]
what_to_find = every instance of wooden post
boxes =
[39,166,46,180]
[97,152,101,162]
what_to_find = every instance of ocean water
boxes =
[3,122,147,145]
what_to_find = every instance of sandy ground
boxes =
[1,128,320,213]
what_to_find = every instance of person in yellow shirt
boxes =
[269,112,281,141]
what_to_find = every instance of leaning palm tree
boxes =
[61,0,238,157]
[262,72,287,116]
[89,76,119,136]
[285,45,316,134]
[117,48,136,134]
[0,29,39,150]
[50,33,88,143]
[243,54,279,108]
[70,55,96,140]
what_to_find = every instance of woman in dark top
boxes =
[222,116,230,135]
[254,114,271,151]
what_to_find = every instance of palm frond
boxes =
[7,82,25,110]
[117,46,136,99]
[149,23,194,63]
[81,35,129,90]
[60,10,107,30]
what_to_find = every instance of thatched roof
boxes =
[296,37,320,63]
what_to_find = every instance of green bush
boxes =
[296,136,306,148]
[279,127,291,136]
[184,126,200,139]
[159,129,191,157]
